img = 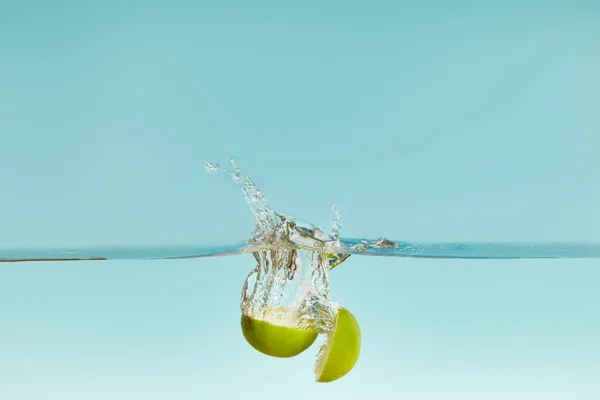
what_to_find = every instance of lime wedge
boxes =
[326,253,351,270]
[314,307,361,383]
[241,309,318,358]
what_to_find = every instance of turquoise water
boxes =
[2,1,600,399]
[2,239,600,262]
[2,160,599,399]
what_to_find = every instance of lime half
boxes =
[241,308,318,358]
[314,307,361,383]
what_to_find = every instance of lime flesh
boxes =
[314,307,361,383]
[241,310,318,358]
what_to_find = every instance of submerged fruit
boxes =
[241,308,318,358]
[314,307,361,383]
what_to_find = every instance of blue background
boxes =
[1,1,599,399]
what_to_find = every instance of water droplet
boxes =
[204,161,220,172]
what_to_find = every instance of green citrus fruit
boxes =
[241,308,318,358]
[326,253,351,270]
[314,307,361,383]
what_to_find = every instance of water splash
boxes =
[240,247,337,333]
[330,205,343,243]
[205,158,280,243]
[2,161,598,263]
[206,158,347,332]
